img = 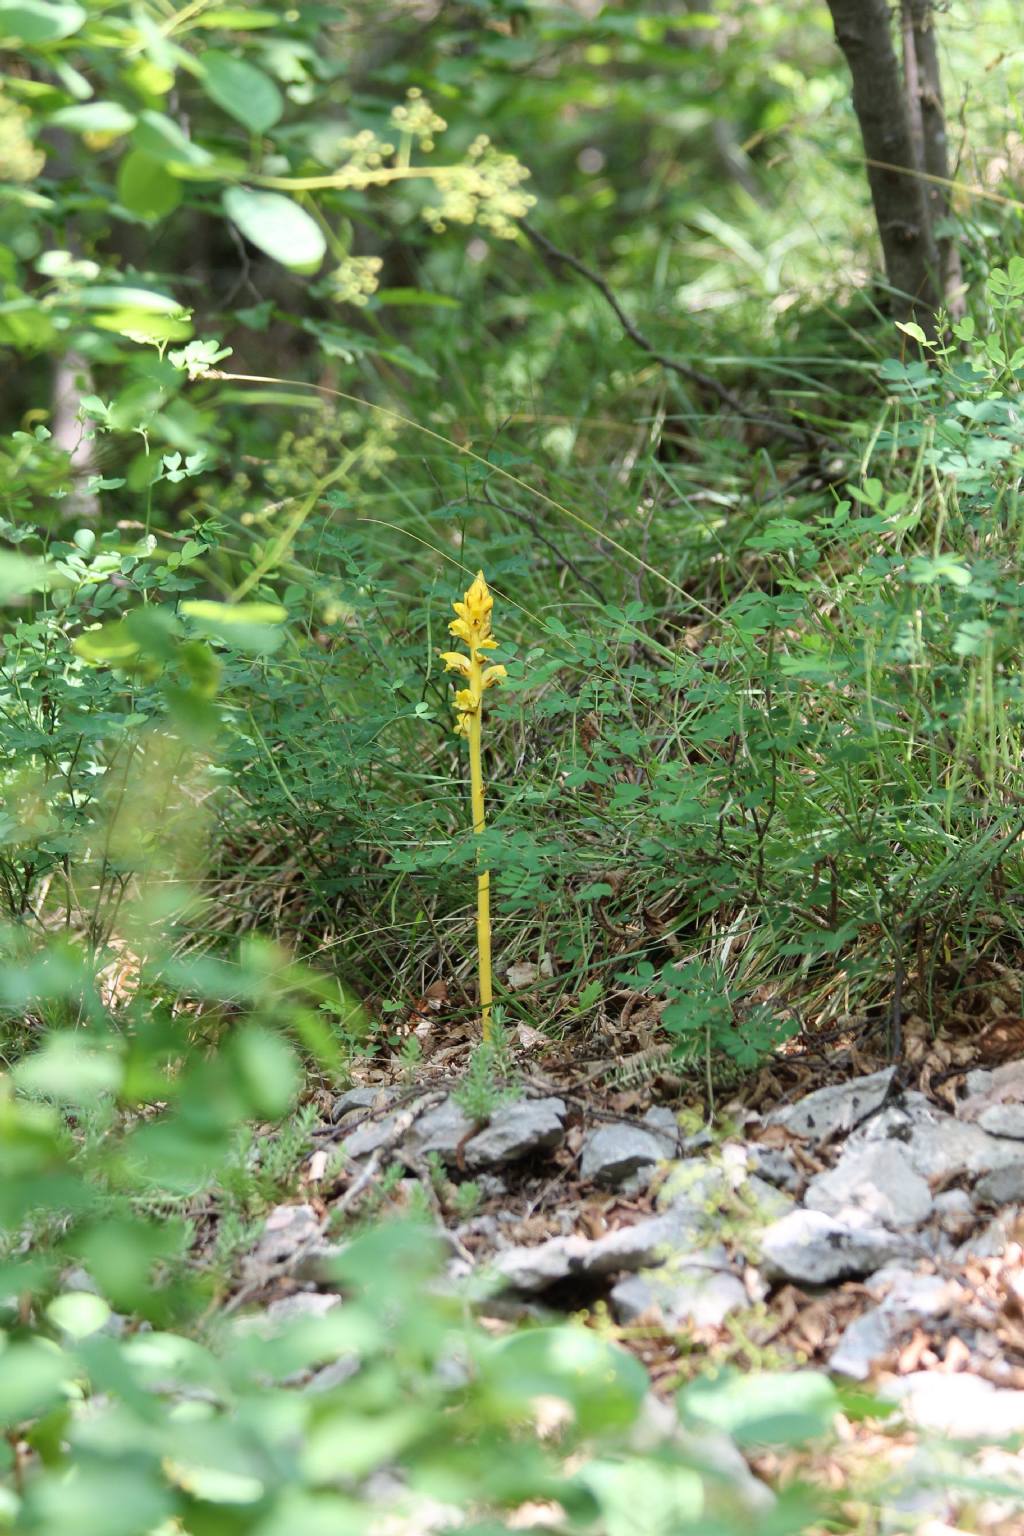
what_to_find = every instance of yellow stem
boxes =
[467,647,492,1040]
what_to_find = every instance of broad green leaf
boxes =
[14,1035,123,1106]
[0,299,57,348]
[73,619,143,665]
[894,319,928,346]
[0,552,73,598]
[200,50,283,134]
[579,1459,704,1536]
[134,109,214,169]
[180,600,286,626]
[483,1327,648,1434]
[679,1369,838,1448]
[0,0,85,43]
[222,187,326,274]
[180,598,288,652]
[48,101,136,134]
[229,1026,300,1119]
[193,6,278,22]
[116,149,182,220]
[73,284,184,313]
[0,1343,70,1425]
[46,1292,111,1339]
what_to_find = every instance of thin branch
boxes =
[519,221,816,449]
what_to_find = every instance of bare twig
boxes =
[520,222,816,449]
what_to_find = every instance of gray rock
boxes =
[747,1145,801,1193]
[772,1068,896,1141]
[330,1086,388,1122]
[804,1142,933,1230]
[264,1291,341,1325]
[305,1355,360,1393]
[403,1098,476,1161]
[492,1235,591,1292]
[743,1174,797,1223]
[831,1268,955,1380]
[975,1162,1024,1205]
[759,1208,904,1285]
[656,1158,734,1214]
[580,1124,672,1187]
[871,1267,954,1315]
[612,1254,747,1330]
[829,1306,900,1380]
[850,1096,1024,1185]
[642,1105,681,1151]
[492,1204,709,1294]
[979,1103,1024,1140]
[250,1204,325,1270]
[463,1097,567,1168]
[956,1211,1019,1259]
[342,1109,403,1160]
[932,1188,975,1242]
[586,1207,704,1277]
[882,1372,1024,1440]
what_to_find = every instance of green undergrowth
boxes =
[4,2,1024,1530]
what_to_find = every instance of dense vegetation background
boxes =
[3,1,1024,1530]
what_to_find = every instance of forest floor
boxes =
[215,963,1024,1533]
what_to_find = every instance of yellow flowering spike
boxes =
[439,651,472,678]
[440,570,506,1039]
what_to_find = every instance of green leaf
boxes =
[376,287,460,308]
[193,7,278,24]
[46,1291,111,1339]
[0,552,73,599]
[73,619,143,666]
[222,187,326,274]
[116,149,182,220]
[180,598,288,652]
[0,0,85,43]
[579,1459,704,1536]
[679,1369,838,1448]
[229,1026,300,1119]
[73,284,184,314]
[895,319,928,346]
[48,101,137,134]
[483,1327,648,1435]
[134,109,214,169]
[14,1034,123,1107]
[0,1343,71,1426]
[200,50,283,134]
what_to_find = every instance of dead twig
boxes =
[520,222,818,450]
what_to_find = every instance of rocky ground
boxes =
[236,1054,1024,1532]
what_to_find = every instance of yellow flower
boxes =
[448,570,497,654]
[436,569,507,1041]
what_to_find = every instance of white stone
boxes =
[612,1260,747,1330]
[882,1372,1024,1440]
[804,1142,933,1229]
[978,1103,1024,1140]
[403,1098,476,1161]
[772,1069,896,1140]
[464,1097,567,1168]
[759,1208,904,1285]
[580,1124,672,1187]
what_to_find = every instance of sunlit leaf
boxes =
[222,187,326,273]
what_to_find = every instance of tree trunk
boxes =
[902,0,965,316]
[824,0,940,325]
